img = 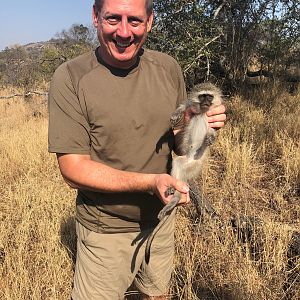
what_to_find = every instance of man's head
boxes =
[94,0,153,16]
[93,0,153,69]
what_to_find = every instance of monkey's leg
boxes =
[189,181,223,224]
[193,133,216,160]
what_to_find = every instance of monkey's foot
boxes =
[205,134,216,146]
[165,186,175,197]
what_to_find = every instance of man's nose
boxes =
[117,18,131,39]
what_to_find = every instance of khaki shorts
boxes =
[71,211,175,300]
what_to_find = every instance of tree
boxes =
[0,45,41,89]
[147,0,299,90]
[39,24,98,82]
[147,0,222,88]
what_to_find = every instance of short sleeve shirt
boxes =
[48,48,187,233]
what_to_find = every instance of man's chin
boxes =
[110,52,138,67]
[111,49,135,60]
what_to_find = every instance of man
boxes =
[48,0,226,299]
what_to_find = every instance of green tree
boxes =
[147,0,222,88]
[147,0,299,90]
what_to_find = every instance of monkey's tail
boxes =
[145,214,169,264]
[158,191,181,220]
[145,192,181,264]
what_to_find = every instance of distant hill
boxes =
[21,40,62,57]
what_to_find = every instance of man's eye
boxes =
[128,18,142,27]
[106,17,119,25]
[130,20,141,27]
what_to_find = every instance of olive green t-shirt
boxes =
[48,48,187,233]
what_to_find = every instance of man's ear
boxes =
[146,11,154,33]
[92,5,99,27]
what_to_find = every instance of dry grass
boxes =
[0,85,299,299]
[172,85,300,300]
[0,88,75,299]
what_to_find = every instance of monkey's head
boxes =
[189,82,223,113]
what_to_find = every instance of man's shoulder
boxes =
[53,50,98,83]
[142,49,180,70]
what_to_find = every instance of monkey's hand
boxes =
[205,132,216,146]
[170,102,202,130]
[170,104,185,130]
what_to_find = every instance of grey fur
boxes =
[145,83,222,263]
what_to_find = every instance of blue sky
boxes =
[0,0,95,50]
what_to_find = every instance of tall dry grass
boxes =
[0,85,299,299]
[172,84,300,300]
[0,88,76,299]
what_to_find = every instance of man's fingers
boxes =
[208,120,225,128]
[171,179,190,206]
[178,192,190,205]
[206,104,226,129]
[207,112,226,122]
[173,180,189,194]
[206,104,226,116]
[153,174,190,206]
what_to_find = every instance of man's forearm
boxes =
[57,153,157,193]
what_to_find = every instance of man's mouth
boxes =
[114,40,133,49]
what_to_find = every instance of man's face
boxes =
[93,0,153,69]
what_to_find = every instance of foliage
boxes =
[0,1,298,91]
[0,46,41,89]
[146,0,222,88]
[146,0,300,89]
[0,24,97,89]
[257,0,300,73]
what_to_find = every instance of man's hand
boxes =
[207,104,226,128]
[57,154,190,209]
[152,174,190,206]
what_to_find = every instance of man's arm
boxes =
[57,153,190,206]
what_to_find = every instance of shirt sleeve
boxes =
[170,59,187,107]
[48,63,91,154]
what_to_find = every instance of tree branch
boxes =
[213,1,227,19]
[183,34,222,75]
[0,91,48,100]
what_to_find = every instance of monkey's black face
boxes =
[197,93,214,112]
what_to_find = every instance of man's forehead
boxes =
[101,0,148,11]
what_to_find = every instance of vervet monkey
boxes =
[145,82,223,263]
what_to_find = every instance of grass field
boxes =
[0,84,299,299]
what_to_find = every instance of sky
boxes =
[0,0,95,50]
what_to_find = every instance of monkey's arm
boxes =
[171,100,199,155]
[57,153,189,203]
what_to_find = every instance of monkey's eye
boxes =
[198,94,213,102]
